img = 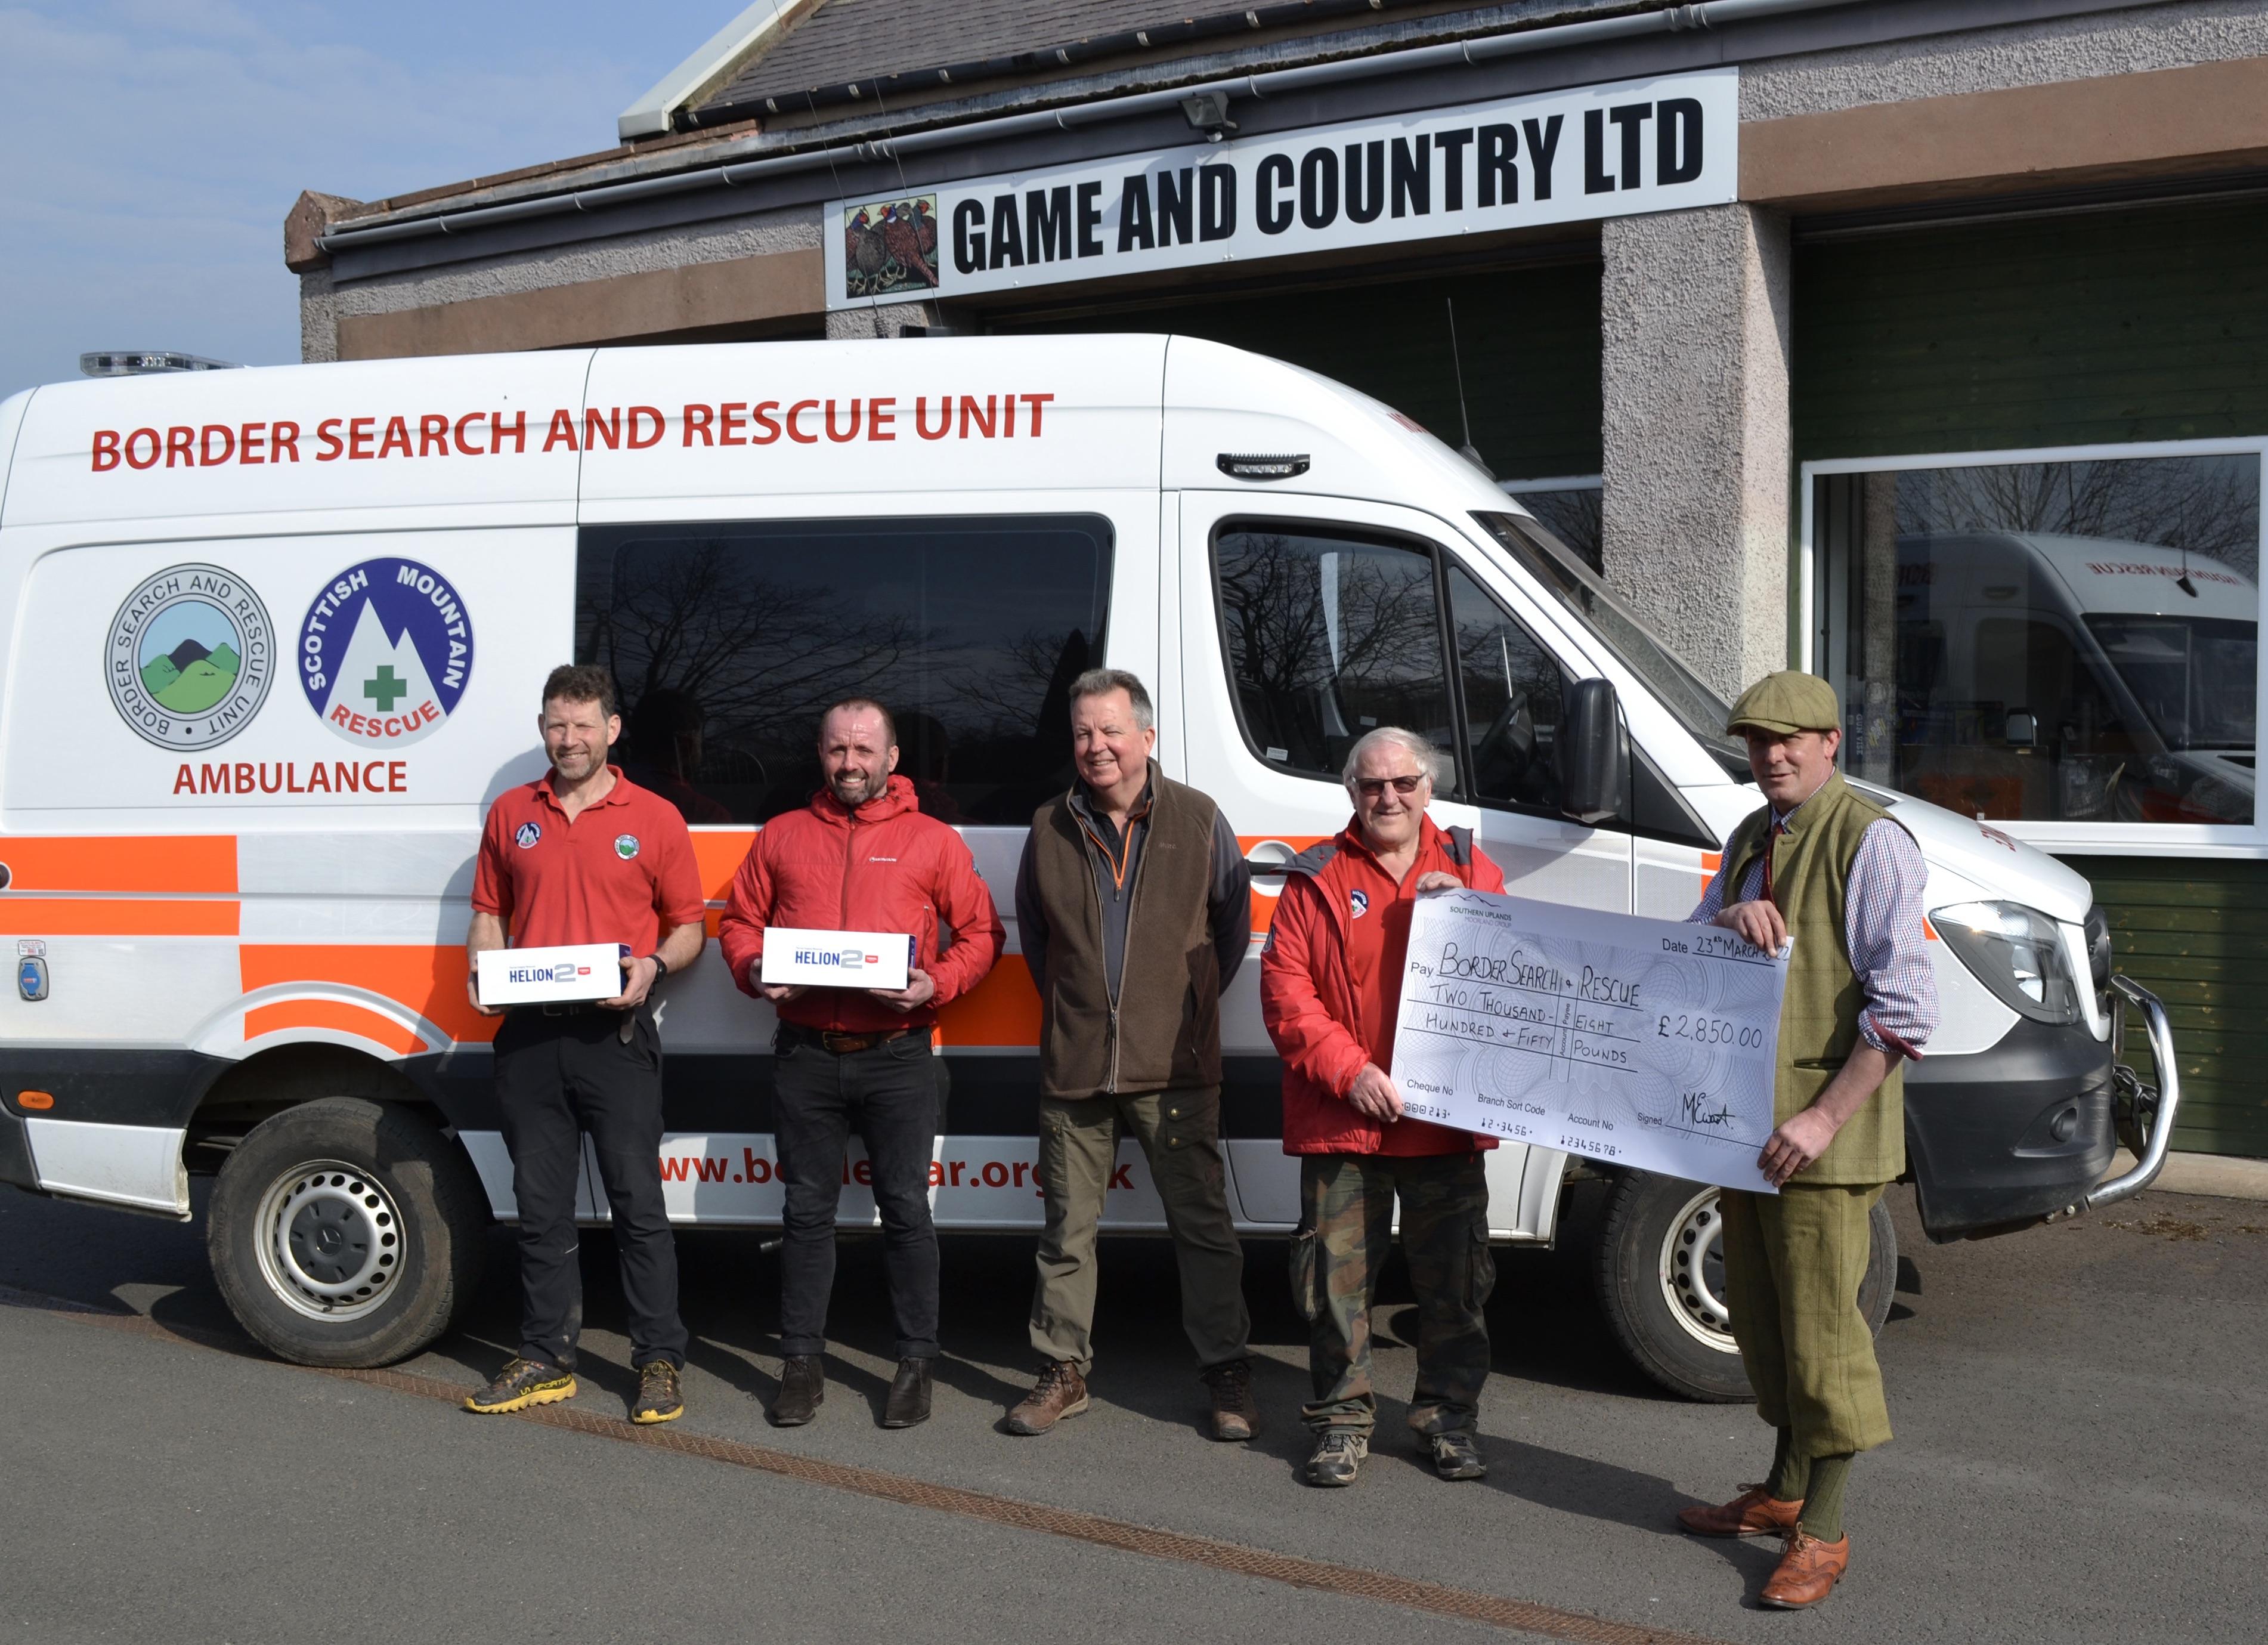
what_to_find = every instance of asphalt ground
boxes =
[1,1177,2261,1644]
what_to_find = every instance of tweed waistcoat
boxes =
[1719,771,1907,1185]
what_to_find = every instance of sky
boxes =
[0,1,741,400]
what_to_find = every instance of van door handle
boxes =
[1243,842,1297,878]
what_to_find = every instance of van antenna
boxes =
[1444,298,1494,480]
[2177,539,2198,598]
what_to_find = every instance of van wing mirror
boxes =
[1558,678,1629,827]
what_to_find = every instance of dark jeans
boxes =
[772,1028,942,1360]
[494,1007,686,1371]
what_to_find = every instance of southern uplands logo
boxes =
[299,557,473,748]
[106,563,276,750]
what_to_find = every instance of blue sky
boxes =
[0,1,738,400]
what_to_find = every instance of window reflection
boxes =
[1815,456,2258,825]
[576,517,1112,825]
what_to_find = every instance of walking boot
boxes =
[1759,1530,1851,1609]
[768,1354,825,1427]
[1004,1360,1088,1434]
[1427,1431,1487,1482]
[630,1360,683,1426]
[1676,1484,1804,1537]
[1199,1358,1258,1442]
[1304,1428,1368,1487]
[883,1358,933,1428]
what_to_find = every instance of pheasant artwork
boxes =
[846,206,889,293]
[879,200,936,290]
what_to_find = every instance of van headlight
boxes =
[1933,901,2081,1025]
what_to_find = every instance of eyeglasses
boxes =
[1354,774,1427,799]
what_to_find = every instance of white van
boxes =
[0,338,2177,1398]
[1887,531,2255,827]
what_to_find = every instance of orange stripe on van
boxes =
[240,945,494,1045]
[246,1000,429,1056]
[1,897,238,936]
[936,958,1041,1049]
[690,830,758,901]
[0,836,236,894]
[1236,834,1329,935]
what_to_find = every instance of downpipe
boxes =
[2044,975,2180,1222]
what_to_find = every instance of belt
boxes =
[519,1001,626,1018]
[779,1023,929,1056]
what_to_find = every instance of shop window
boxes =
[1212,521,1572,815]
[576,517,1112,825]
[1811,452,2260,832]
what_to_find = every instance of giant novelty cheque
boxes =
[1391,891,1791,1194]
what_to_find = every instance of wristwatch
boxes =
[645,953,669,981]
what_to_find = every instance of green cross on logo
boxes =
[363,664,409,710]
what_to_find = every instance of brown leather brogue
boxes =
[1004,1360,1090,1435]
[1675,1484,1805,1537]
[1758,1530,1851,1609]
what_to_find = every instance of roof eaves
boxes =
[617,0,825,140]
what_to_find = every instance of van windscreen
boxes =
[1472,510,1743,774]
[576,515,1112,825]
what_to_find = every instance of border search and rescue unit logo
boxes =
[298,557,474,749]
[106,562,275,750]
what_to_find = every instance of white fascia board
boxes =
[618,0,797,140]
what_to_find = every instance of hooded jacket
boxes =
[717,775,1003,1034]
[1261,815,1504,1156]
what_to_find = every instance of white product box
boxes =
[475,943,627,1007]
[760,928,914,990]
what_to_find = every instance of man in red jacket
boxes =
[1261,726,1506,1488]
[718,699,1003,1430]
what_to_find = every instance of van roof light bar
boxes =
[79,351,242,378]
[1218,453,1310,481]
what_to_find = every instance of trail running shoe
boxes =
[632,1359,684,1425]
[465,1357,575,1415]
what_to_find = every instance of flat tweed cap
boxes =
[1727,671,1842,735]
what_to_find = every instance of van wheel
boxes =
[208,1098,488,1368]
[1593,1172,1896,1402]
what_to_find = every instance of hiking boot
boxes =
[632,1360,683,1426]
[883,1358,933,1429]
[1004,1360,1089,1435]
[1428,1431,1487,1481]
[1305,1428,1369,1487]
[465,1357,575,1415]
[769,1355,825,1427]
[1199,1358,1259,1442]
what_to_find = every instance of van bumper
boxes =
[1904,1016,2120,1241]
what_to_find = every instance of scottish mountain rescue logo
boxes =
[299,557,473,749]
[106,563,275,750]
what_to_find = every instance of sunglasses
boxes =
[1354,774,1428,799]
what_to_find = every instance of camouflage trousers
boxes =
[1291,1151,1495,1436]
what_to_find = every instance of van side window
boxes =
[1444,564,1566,811]
[576,517,1112,825]
[1213,525,1456,789]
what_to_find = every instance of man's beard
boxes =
[830,769,878,803]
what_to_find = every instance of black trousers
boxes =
[494,1007,686,1371]
[772,1028,941,1360]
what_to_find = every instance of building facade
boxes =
[288,0,2268,1155]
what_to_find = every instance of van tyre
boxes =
[208,1097,488,1368]
[1593,1171,1896,1403]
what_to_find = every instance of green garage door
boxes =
[1794,197,2268,1159]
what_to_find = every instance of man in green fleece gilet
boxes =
[1676,672,1939,1610]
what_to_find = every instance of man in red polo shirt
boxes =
[718,698,1002,1430]
[462,664,707,1426]
[1261,726,1506,1488]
